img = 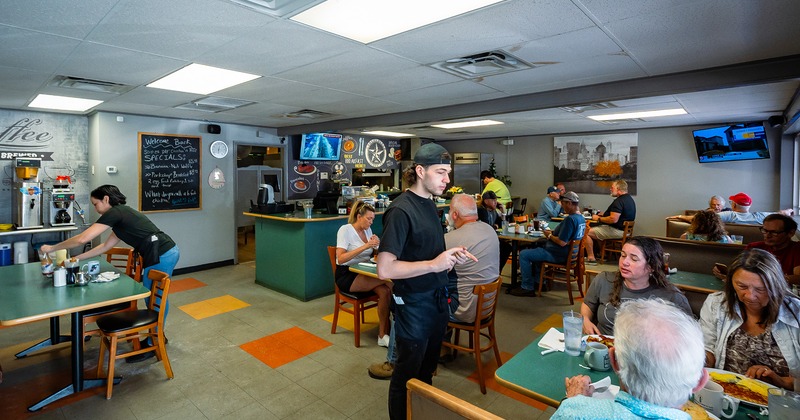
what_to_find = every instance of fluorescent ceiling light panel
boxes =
[147,64,260,95]
[362,130,414,137]
[291,0,503,43]
[588,108,687,121]
[28,94,103,112]
[431,120,504,129]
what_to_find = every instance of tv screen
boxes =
[693,122,770,163]
[299,133,342,161]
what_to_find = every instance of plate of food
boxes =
[528,231,544,237]
[294,163,317,175]
[706,368,775,408]
[681,401,719,420]
[290,179,310,193]
[370,257,377,264]
[582,334,615,348]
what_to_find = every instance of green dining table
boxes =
[584,263,724,294]
[495,333,766,419]
[0,258,149,411]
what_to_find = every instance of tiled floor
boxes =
[0,262,584,419]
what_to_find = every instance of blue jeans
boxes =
[142,245,180,328]
[519,247,559,290]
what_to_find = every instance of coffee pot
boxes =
[257,184,275,206]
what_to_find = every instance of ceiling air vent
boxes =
[175,97,255,113]
[225,0,321,17]
[283,109,334,119]
[431,50,534,78]
[560,103,618,114]
[48,75,133,94]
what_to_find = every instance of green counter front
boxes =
[245,201,448,301]
[244,211,384,301]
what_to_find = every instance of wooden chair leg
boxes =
[331,303,340,334]
[157,333,174,379]
[473,327,486,394]
[490,324,502,367]
[452,328,461,358]
[105,336,118,399]
[96,336,107,377]
[566,278,574,305]
[353,305,361,347]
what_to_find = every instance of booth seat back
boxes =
[649,236,746,275]
[665,219,763,244]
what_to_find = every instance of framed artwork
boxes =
[553,133,638,195]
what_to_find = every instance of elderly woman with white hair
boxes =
[552,299,709,419]
[700,248,800,390]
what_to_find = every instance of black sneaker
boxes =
[509,287,538,297]
[125,350,155,363]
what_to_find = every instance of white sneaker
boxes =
[377,335,390,347]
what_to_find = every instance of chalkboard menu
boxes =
[138,132,202,212]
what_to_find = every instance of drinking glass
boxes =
[562,311,583,356]
[731,235,743,244]
[768,388,800,420]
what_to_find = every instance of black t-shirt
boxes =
[379,191,447,294]
[96,205,176,256]
[477,206,502,229]
[603,193,636,230]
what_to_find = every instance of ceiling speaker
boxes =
[207,124,221,134]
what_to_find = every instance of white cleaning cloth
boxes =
[92,271,121,282]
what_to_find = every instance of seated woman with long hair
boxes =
[680,209,733,243]
[581,236,692,335]
[700,248,800,389]
[335,201,392,347]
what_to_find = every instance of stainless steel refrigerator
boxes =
[453,153,493,195]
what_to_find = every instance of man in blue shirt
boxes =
[537,186,562,222]
[511,191,585,296]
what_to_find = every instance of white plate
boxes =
[290,179,310,193]
[294,164,317,175]
[528,231,543,237]
[706,368,775,408]
[370,257,377,263]
[582,334,615,348]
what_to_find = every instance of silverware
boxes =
[578,364,591,370]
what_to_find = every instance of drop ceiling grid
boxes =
[0,0,115,38]
[378,80,505,109]
[0,26,81,71]
[55,43,187,87]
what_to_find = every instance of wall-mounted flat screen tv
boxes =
[693,122,770,163]
[299,133,343,161]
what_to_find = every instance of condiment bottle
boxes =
[40,251,54,277]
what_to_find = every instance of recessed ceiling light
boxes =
[362,130,414,137]
[588,108,687,121]
[28,94,103,112]
[291,0,503,43]
[431,120,504,129]
[147,63,260,95]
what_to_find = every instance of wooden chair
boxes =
[513,214,528,224]
[539,236,585,305]
[599,220,635,261]
[512,198,527,216]
[81,248,143,338]
[406,378,503,420]
[95,269,173,399]
[327,246,379,347]
[441,277,503,394]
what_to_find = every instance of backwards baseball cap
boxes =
[482,191,498,200]
[560,191,580,203]
[547,186,559,194]
[414,143,451,165]
[729,192,752,206]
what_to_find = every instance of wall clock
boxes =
[210,140,229,158]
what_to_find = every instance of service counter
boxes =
[244,200,448,301]
[244,210,386,301]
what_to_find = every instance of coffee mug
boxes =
[694,380,738,418]
[83,260,101,276]
[584,342,610,371]
[53,267,67,287]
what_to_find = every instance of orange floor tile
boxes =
[168,277,207,293]
[240,327,332,368]
[178,295,250,320]
[533,313,564,334]
[465,351,549,411]
[321,306,379,332]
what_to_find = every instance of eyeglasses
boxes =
[759,228,786,235]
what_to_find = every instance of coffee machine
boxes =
[49,175,75,226]
[12,157,44,230]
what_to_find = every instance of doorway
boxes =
[235,144,284,263]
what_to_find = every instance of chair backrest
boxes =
[472,277,503,324]
[105,247,143,282]
[621,221,635,243]
[407,378,503,420]
[146,269,171,323]
[327,246,338,277]
[518,198,527,213]
[513,214,528,224]
[563,239,582,272]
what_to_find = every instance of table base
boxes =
[15,316,71,358]
[29,377,121,411]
